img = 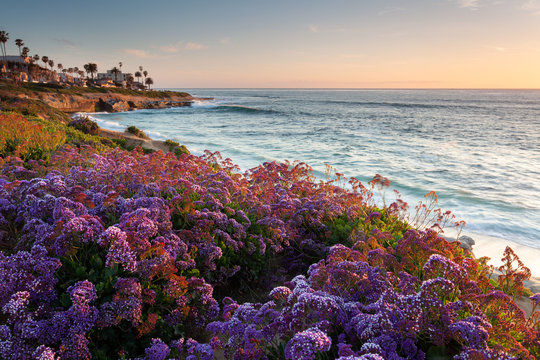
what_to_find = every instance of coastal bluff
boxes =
[0,81,200,113]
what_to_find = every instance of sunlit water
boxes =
[87,89,540,250]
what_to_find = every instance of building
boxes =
[0,55,31,65]
[97,70,131,82]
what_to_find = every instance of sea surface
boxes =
[88,89,540,251]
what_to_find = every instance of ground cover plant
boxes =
[0,138,538,359]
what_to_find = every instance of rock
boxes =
[97,98,114,112]
[457,235,475,251]
[458,235,475,245]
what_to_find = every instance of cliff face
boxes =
[36,92,194,113]
[0,82,197,113]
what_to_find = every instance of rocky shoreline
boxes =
[0,80,208,113]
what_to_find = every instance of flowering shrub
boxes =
[0,142,538,359]
[0,113,66,161]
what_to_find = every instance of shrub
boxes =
[164,139,179,149]
[0,113,66,161]
[126,125,147,139]
[0,145,537,359]
[68,116,100,135]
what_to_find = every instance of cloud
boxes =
[159,44,180,53]
[220,38,230,45]
[378,6,405,15]
[456,0,481,8]
[521,0,540,14]
[122,49,155,59]
[339,53,365,59]
[156,41,207,53]
[484,45,508,52]
[54,38,76,49]
[308,24,350,33]
[184,42,206,50]
[453,0,503,9]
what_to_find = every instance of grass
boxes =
[0,79,191,99]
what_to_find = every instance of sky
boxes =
[2,0,540,88]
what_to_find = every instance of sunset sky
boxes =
[3,0,540,88]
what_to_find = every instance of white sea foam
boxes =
[72,113,125,131]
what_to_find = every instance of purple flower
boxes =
[284,328,331,360]
[33,345,56,360]
[529,293,540,306]
[144,338,170,360]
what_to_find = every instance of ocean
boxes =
[87,89,540,256]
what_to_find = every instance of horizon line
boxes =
[161,87,540,91]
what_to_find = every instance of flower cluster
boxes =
[0,143,538,359]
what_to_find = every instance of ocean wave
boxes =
[213,104,283,115]
[72,113,125,131]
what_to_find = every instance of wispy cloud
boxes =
[308,24,351,33]
[309,25,319,33]
[157,41,207,53]
[184,42,206,50]
[220,38,230,45]
[339,53,365,59]
[521,0,540,14]
[456,0,482,9]
[122,49,155,59]
[54,38,76,49]
[484,45,508,52]
[453,0,503,9]
[378,6,405,15]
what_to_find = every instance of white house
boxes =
[97,70,131,82]
[0,55,31,65]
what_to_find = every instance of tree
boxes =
[83,63,97,79]
[41,56,49,68]
[126,74,134,88]
[57,63,63,72]
[119,61,122,70]
[21,47,29,58]
[139,65,143,72]
[32,54,39,63]
[145,77,153,90]
[134,71,142,84]
[110,66,120,82]
[15,39,23,55]
[48,59,54,71]
[143,70,148,84]
[0,31,9,64]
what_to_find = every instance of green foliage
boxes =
[164,139,179,148]
[173,145,190,156]
[126,125,147,138]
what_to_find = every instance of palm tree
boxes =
[41,56,49,69]
[48,60,54,71]
[57,63,63,72]
[110,66,120,82]
[119,61,122,70]
[143,70,148,84]
[126,74,134,88]
[32,54,39,64]
[134,71,142,84]
[0,31,9,64]
[21,47,29,58]
[145,77,153,90]
[15,39,23,56]
[139,65,143,73]
[84,63,98,79]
